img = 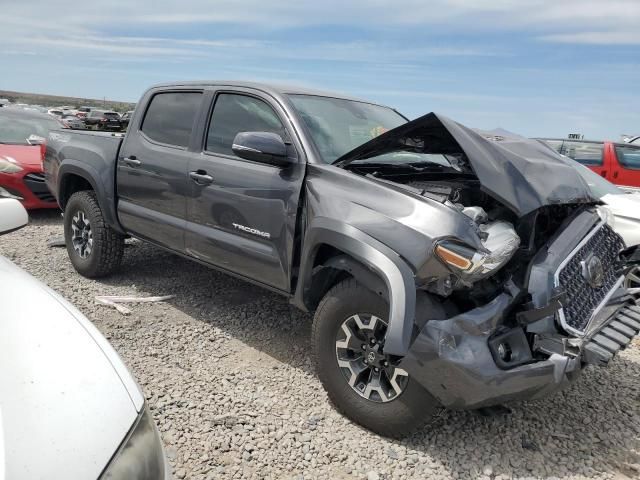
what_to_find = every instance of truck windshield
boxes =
[288,94,407,163]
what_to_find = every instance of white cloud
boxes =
[540,32,640,45]
[1,0,639,46]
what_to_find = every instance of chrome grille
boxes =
[555,222,624,335]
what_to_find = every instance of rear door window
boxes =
[141,92,202,148]
[560,141,604,166]
[615,145,640,170]
[206,93,285,157]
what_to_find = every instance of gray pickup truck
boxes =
[45,81,640,437]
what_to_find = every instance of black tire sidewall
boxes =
[63,191,122,278]
[64,194,100,275]
[312,279,438,437]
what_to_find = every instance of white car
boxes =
[570,160,640,248]
[0,198,170,479]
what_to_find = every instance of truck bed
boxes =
[44,129,126,229]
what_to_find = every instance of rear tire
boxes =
[64,191,124,278]
[312,278,440,438]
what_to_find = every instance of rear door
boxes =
[560,140,607,177]
[185,88,305,291]
[117,89,204,251]
[611,143,640,188]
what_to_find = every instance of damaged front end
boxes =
[335,113,640,409]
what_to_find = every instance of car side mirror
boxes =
[232,132,293,167]
[0,198,28,235]
[27,134,46,145]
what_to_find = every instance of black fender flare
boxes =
[293,217,416,356]
[58,161,124,234]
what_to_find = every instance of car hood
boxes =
[602,191,640,219]
[334,112,597,217]
[0,256,144,479]
[0,144,43,167]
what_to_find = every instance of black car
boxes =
[44,81,640,437]
[84,110,122,131]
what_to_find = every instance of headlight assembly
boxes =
[101,406,168,479]
[0,157,23,174]
[597,205,615,229]
[435,220,520,282]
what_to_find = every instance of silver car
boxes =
[0,198,170,479]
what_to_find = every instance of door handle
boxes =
[613,171,619,179]
[189,170,214,185]
[122,156,141,167]
[601,170,607,178]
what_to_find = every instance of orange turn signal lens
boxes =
[435,244,473,270]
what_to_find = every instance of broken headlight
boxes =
[435,220,520,281]
[597,205,615,229]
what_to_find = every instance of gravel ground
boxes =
[2,210,640,480]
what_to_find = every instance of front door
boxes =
[117,90,204,251]
[611,143,640,188]
[185,90,305,291]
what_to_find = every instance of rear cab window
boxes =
[206,93,285,157]
[560,141,604,166]
[141,91,202,148]
[615,144,640,170]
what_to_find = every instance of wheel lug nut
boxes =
[374,367,379,372]
[361,344,366,350]
[363,360,368,365]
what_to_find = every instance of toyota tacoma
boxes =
[44,81,640,437]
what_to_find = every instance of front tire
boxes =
[64,191,124,278]
[312,278,440,438]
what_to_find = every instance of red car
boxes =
[538,138,640,189]
[0,109,63,209]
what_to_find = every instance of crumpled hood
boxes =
[334,112,597,217]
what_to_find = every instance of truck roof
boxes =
[148,80,389,108]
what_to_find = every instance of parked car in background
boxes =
[120,110,134,130]
[626,135,640,145]
[47,108,64,117]
[60,113,87,130]
[45,81,639,437]
[84,109,123,130]
[77,106,92,119]
[538,138,640,190]
[0,197,171,479]
[0,108,62,209]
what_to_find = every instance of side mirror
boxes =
[27,134,46,145]
[0,198,28,235]
[232,132,293,167]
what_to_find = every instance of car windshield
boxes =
[568,158,622,197]
[288,94,407,163]
[104,112,120,119]
[0,113,61,144]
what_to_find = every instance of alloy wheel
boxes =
[625,266,640,289]
[71,210,93,258]
[335,314,409,403]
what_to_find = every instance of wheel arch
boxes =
[293,218,416,356]
[58,162,124,234]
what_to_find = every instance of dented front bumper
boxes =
[401,287,640,410]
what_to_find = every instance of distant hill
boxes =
[0,90,135,113]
